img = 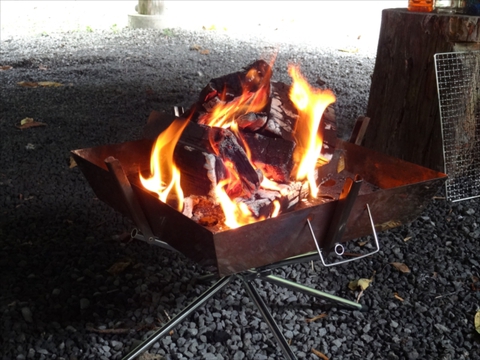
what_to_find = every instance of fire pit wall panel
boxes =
[72,140,152,218]
[72,138,447,277]
[340,140,447,241]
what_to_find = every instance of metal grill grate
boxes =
[434,51,480,202]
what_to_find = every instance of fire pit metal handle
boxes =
[307,204,380,267]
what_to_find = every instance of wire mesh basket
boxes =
[434,51,480,202]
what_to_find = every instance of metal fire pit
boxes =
[72,137,447,277]
[72,134,447,360]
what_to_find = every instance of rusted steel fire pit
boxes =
[71,60,447,359]
[72,136,446,276]
[71,133,446,359]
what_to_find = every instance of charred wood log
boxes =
[242,132,296,183]
[263,81,298,141]
[209,127,261,197]
[319,105,337,161]
[231,180,310,221]
[236,112,268,131]
[187,60,273,124]
[174,144,228,197]
[179,121,260,197]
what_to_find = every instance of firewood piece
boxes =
[240,190,279,218]
[210,128,260,197]
[236,180,310,219]
[187,59,273,123]
[174,144,227,196]
[178,122,260,197]
[321,105,337,145]
[263,81,298,141]
[236,112,268,131]
[204,59,271,96]
[319,105,337,161]
[279,181,310,209]
[242,132,296,183]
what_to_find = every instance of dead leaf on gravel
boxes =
[403,236,412,242]
[190,44,210,55]
[0,65,13,71]
[394,292,404,301]
[311,348,329,360]
[17,81,63,88]
[475,310,480,334]
[202,24,217,31]
[107,261,131,275]
[16,117,47,129]
[348,278,372,291]
[69,156,77,169]
[391,262,411,274]
[338,47,359,53]
[305,313,327,323]
[38,81,63,87]
[17,81,39,88]
[138,353,163,360]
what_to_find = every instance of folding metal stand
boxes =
[106,157,380,360]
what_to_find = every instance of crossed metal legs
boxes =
[122,263,364,360]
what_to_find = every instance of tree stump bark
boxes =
[363,8,480,172]
[137,0,164,15]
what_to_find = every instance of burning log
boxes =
[235,111,268,131]
[143,111,262,198]
[174,144,228,197]
[263,81,298,141]
[320,105,337,161]
[180,122,261,197]
[139,59,339,229]
[241,181,310,217]
[242,132,296,183]
[210,127,262,197]
[187,59,273,126]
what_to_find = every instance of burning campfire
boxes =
[72,57,446,277]
[140,60,337,229]
[70,58,449,360]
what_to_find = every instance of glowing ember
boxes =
[214,180,263,229]
[139,117,189,211]
[288,64,336,198]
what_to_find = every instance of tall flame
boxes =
[288,64,336,198]
[139,118,190,211]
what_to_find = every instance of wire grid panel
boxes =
[434,51,480,202]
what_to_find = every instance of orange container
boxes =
[408,0,434,11]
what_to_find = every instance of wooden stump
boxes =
[137,0,164,15]
[363,8,480,172]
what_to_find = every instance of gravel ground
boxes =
[1,21,480,360]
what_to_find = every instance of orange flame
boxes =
[215,180,262,229]
[139,118,190,211]
[205,85,269,128]
[288,64,336,198]
[202,59,274,129]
